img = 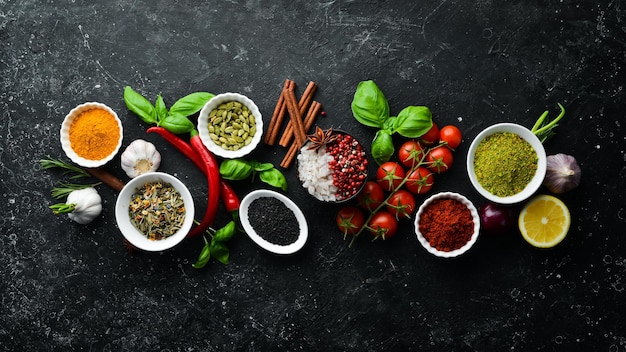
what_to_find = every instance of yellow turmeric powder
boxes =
[69,108,120,160]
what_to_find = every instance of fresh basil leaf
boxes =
[259,168,287,191]
[351,80,389,129]
[383,116,397,133]
[251,160,274,172]
[155,94,168,123]
[219,159,253,180]
[123,86,156,124]
[209,239,229,265]
[192,237,211,269]
[159,113,195,134]
[213,221,236,242]
[371,129,394,165]
[169,92,215,117]
[394,106,433,138]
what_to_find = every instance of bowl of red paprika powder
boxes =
[60,102,123,168]
[414,192,480,258]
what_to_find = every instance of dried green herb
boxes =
[128,181,185,240]
[474,132,538,197]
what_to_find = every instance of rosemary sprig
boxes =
[531,103,565,143]
[51,182,102,199]
[39,158,90,179]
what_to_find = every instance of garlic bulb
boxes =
[120,139,161,178]
[66,187,102,224]
[543,153,581,194]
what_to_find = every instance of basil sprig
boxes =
[123,86,214,134]
[192,220,237,268]
[219,158,287,191]
[351,80,433,165]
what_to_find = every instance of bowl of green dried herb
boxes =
[115,172,195,252]
[466,123,547,204]
[239,189,308,255]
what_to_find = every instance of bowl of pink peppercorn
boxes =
[296,127,368,203]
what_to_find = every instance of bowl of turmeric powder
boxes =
[60,102,123,168]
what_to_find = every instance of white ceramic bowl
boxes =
[60,102,123,168]
[466,123,547,204]
[115,172,194,252]
[414,192,480,258]
[197,93,263,159]
[239,189,308,255]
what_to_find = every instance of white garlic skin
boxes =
[120,139,161,178]
[67,187,102,224]
[543,153,581,194]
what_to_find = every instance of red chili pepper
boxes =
[147,127,205,172]
[220,179,240,217]
[187,130,221,237]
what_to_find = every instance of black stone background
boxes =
[1,0,625,351]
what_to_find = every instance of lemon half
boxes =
[519,195,571,248]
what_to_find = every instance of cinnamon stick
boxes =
[264,79,294,146]
[280,101,322,169]
[278,81,317,147]
[283,85,307,147]
[86,167,125,192]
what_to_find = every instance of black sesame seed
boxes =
[247,197,300,246]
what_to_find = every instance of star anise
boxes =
[306,126,338,151]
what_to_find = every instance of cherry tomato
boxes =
[367,211,398,240]
[426,146,454,173]
[386,190,416,219]
[376,161,405,191]
[356,181,385,212]
[439,125,462,150]
[336,206,366,237]
[420,123,439,146]
[405,166,434,194]
[397,140,425,168]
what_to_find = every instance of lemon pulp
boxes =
[518,194,571,248]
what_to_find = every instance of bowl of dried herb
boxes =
[115,172,194,252]
[466,123,547,204]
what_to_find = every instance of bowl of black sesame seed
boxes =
[239,189,308,255]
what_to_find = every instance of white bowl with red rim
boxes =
[414,192,481,258]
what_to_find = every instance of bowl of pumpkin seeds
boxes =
[198,93,263,159]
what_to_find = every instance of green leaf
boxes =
[209,239,229,265]
[219,159,253,180]
[192,236,211,269]
[371,129,395,165]
[169,92,215,117]
[251,160,274,172]
[351,80,390,129]
[394,106,433,138]
[123,86,156,124]
[259,168,288,191]
[155,94,168,122]
[213,221,236,242]
[159,113,195,134]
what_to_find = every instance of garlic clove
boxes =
[543,153,581,194]
[121,139,162,178]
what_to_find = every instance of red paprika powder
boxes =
[419,198,474,252]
